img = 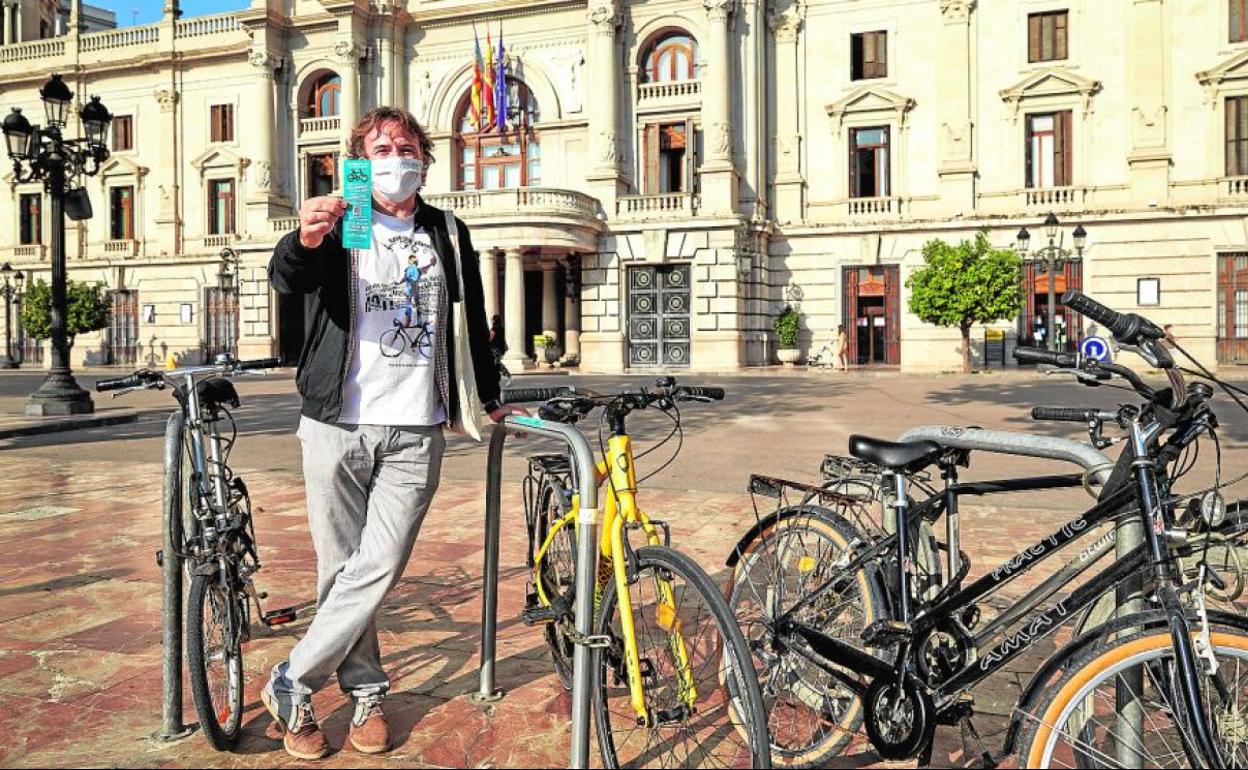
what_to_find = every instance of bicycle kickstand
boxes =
[957,714,998,770]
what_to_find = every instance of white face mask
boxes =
[372,157,424,203]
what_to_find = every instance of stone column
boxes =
[4,4,14,46]
[769,5,804,223]
[502,248,530,369]
[13,0,20,43]
[1126,0,1170,204]
[585,1,625,214]
[700,0,739,214]
[153,88,181,256]
[563,258,581,363]
[541,265,558,334]
[481,247,499,319]
[936,0,976,214]
[245,49,282,232]
[335,38,361,157]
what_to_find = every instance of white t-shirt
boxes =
[339,210,447,426]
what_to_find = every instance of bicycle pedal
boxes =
[862,619,912,646]
[521,605,562,626]
[567,630,613,649]
[261,607,297,626]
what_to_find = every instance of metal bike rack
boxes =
[474,415,600,770]
[157,410,193,741]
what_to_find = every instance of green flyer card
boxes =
[342,159,372,249]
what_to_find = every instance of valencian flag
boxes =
[471,23,484,131]
[494,25,508,131]
[483,28,497,128]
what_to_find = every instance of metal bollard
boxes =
[157,411,193,741]
[474,416,600,769]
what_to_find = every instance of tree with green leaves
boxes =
[906,230,1023,373]
[20,279,112,353]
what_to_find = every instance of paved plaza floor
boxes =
[1,367,1246,767]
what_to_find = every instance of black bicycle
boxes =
[729,291,1248,768]
[97,356,297,750]
[379,317,433,359]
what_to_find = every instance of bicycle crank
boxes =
[863,675,935,761]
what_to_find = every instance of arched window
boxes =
[641,33,698,83]
[455,77,541,191]
[306,73,341,118]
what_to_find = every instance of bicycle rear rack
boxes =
[476,415,600,770]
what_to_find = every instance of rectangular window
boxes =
[210,104,234,143]
[306,152,338,199]
[1234,0,1248,43]
[643,122,693,194]
[18,193,41,245]
[208,179,235,235]
[1025,111,1072,188]
[108,290,139,366]
[109,186,134,240]
[112,115,133,151]
[1028,11,1068,62]
[851,31,888,80]
[849,126,890,198]
[1228,97,1248,176]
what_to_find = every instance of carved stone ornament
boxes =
[334,38,361,63]
[248,49,278,74]
[587,2,620,30]
[154,88,179,113]
[939,0,975,22]
[768,10,802,41]
[704,0,736,21]
[251,160,272,193]
[597,128,618,165]
[708,120,731,159]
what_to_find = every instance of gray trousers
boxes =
[271,415,445,704]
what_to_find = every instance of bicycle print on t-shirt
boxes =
[363,232,445,363]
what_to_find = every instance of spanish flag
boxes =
[483,27,496,128]
[471,24,484,131]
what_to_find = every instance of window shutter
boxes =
[1059,110,1072,185]
[851,34,863,80]
[849,130,859,197]
[876,32,888,78]
[644,124,660,195]
[1234,0,1245,44]
[864,33,876,77]
[1055,13,1068,59]
[1028,15,1040,62]
[685,117,696,193]
[1024,118,1034,188]
[881,126,891,197]
[1229,98,1239,177]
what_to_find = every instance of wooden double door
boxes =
[843,265,900,366]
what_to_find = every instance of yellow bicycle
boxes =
[506,379,771,769]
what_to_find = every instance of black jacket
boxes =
[268,197,501,425]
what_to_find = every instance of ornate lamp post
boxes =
[3,74,112,415]
[216,247,239,363]
[1016,212,1087,352]
[0,263,25,369]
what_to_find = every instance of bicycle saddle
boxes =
[848,435,942,473]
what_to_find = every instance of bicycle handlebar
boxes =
[674,386,725,401]
[502,387,573,404]
[1013,346,1077,367]
[1032,406,1118,423]
[96,358,280,393]
[1061,290,1166,346]
[96,371,154,392]
[237,357,280,371]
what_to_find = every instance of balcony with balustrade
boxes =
[615,192,700,221]
[419,187,605,251]
[298,116,342,140]
[636,79,702,114]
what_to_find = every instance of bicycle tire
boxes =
[535,479,577,690]
[379,327,406,358]
[593,545,772,768]
[727,507,888,767]
[187,572,245,751]
[1016,625,1248,768]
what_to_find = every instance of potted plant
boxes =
[533,333,553,367]
[774,305,801,365]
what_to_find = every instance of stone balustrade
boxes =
[616,192,699,220]
[80,25,160,53]
[424,187,601,220]
[1023,185,1088,210]
[175,14,242,38]
[299,116,341,136]
[202,234,233,250]
[103,239,138,257]
[270,217,300,233]
[0,38,65,63]
[638,80,701,102]
[13,244,44,260]
[846,196,903,217]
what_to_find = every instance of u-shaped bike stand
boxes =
[474,415,600,770]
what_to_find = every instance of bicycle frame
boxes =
[775,408,1225,763]
[536,432,697,725]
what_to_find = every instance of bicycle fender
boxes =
[726,504,866,567]
[1002,608,1248,757]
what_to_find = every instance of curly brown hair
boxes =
[347,107,436,164]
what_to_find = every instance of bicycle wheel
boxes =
[414,329,433,360]
[187,571,245,750]
[594,545,771,768]
[1016,625,1248,768]
[728,508,887,767]
[379,326,406,358]
[535,479,577,689]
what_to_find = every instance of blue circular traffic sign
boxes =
[1079,336,1111,362]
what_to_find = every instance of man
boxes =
[264,106,523,759]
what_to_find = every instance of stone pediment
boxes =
[99,154,149,179]
[825,86,916,132]
[190,146,249,178]
[1197,50,1248,103]
[1000,67,1101,116]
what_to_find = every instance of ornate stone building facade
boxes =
[0,0,1245,372]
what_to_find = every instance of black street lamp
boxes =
[0,263,25,369]
[3,74,111,415]
[1016,212,1087,352]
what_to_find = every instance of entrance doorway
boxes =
[842,265,899,366]
[627,265,691,367]
[1019,261,1082,353]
